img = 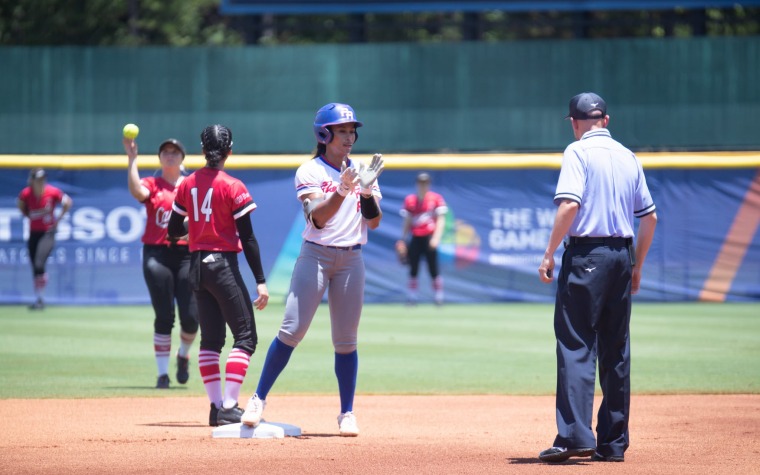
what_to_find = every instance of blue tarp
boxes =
[1,166,758,304]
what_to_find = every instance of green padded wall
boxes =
[0,36,757,154]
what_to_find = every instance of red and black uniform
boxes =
[139,176,198,338]
[170,167,265,355]
[17,184,67,279]
[401,191,447,280]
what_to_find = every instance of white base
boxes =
[212,422,302,439]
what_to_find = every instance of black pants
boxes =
[190,251,257,355]
[142,244,198,336]
[28,231,55,276]
[408,235,439,279]
[553,239,632,458]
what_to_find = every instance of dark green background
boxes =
[2,36,757,154]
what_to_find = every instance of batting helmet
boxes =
[313,103,363,144]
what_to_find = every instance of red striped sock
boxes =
[153,333,171,376]
[223,348,251,408]
[199,349,222,407]
[178,331,196,358]
[407,277,419,301]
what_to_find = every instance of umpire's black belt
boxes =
[306,240,361,251]
[567,236,632,247]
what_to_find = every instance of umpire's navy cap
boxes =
[566,92,607,120]
[158,138,186,159]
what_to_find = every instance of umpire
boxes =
[537,92,657,463]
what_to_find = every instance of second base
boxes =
[212,422,302,439]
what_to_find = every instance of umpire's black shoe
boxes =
[156,374,170,389]
[538,447,595,463]
[591,452,625,462]
[209,403,219,427]
[176,355,190,384]
[217,403,244,426]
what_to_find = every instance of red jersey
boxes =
[17,184,67,232]
[401,191,448,237]
[172,167,256,253]
[140,176,188,246]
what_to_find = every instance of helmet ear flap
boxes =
[316,125,332,144]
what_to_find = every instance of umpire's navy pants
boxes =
[553,239,632,459]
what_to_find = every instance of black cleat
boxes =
[217,403,244,426]
[538,447,595,463]
[209,403,219,427]
[29,298,45,310]
[591,452,625,462]
[156,374,170,389]
[176,355,190,384]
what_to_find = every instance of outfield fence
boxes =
[1,153,758,304]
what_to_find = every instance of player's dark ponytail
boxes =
[201,125,233,168]
[312,142,327,159]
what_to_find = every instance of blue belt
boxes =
[306,240,361,251]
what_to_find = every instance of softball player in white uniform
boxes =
[242,103,383,436]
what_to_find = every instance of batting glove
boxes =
[358,153,384,196]
[338,161,359,196]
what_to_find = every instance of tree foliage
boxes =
[0,0,243,45]
[0,0,756,46]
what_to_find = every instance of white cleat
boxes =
[241,394,265,427]
[338,411,359,437]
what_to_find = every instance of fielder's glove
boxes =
[395,239,409,265]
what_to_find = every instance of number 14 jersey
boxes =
[172,167,256,252]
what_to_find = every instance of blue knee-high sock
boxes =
[255,338,295,400]
[334,350,358,414]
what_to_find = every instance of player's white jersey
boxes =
[295,156,382,247]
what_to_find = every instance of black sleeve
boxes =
[235,213,266,284]
[167,211,187,239]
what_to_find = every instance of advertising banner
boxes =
[1,165,758,304]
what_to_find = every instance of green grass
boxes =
[0,303,758,399]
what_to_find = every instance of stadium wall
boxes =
[1,154,758,305]
[1,36,758,154]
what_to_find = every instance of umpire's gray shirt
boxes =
[554,128,656,238]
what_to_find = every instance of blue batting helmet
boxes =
[313,103,363,144]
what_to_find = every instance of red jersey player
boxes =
[124,136,198,390]
[400,172,448,305]
[16,168,73,310]
[168,124,269,428]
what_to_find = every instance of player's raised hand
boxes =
[358,154,384,193]
[123,136,138,161]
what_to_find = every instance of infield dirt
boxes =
[1,394,758,474]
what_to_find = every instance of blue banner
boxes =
[1,165,758,304]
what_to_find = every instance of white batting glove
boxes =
[358,153,384,196]
[338,160,359,196]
